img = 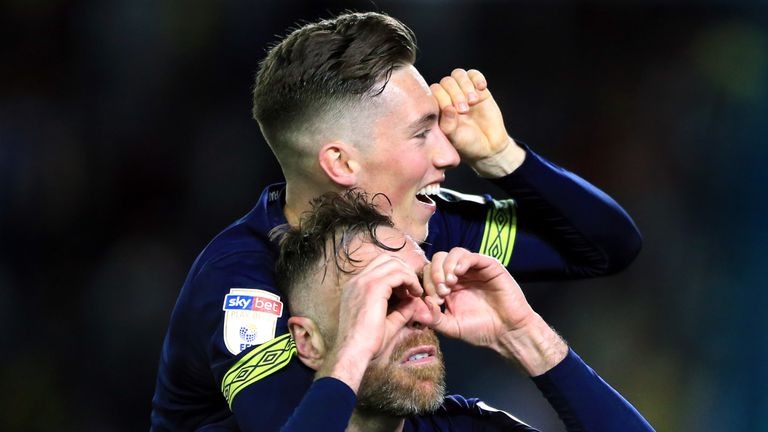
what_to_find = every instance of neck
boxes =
[283,181,317,227]
[347,409,404,432]
[283,179,344,227]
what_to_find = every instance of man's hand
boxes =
[430,69,526,177]
[319,254,425,391]
[424,247,536,346]
[425,247,568,376]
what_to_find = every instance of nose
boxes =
[430,127,460,169]
[406,296,435,330]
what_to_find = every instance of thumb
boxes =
[425,296,459,338]
[439,106,459,136]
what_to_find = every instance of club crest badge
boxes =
[222,288,284,355]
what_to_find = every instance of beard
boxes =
[355,330,446,417]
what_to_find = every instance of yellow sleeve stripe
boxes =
[478,199,517,266]
[221,333,297,408]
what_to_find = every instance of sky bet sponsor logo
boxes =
[223,294,283,316]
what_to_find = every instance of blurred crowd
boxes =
[1,0,766,430]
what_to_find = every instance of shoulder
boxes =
[434,188,516,213]
[171,193,285,329]
[411,395,538,431]
[425,188,518,262]
[189,184,284,286]
[187,230,276,293]
[439,394,502,414]
[434,187,518,205]
[435,188,489,205]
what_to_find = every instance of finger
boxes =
[400,270,425,298]
[390,285,411,301]
[442,247,475,285]
[381,267,423,298]
[439,76,469,113]
[430,84,459,136]
[467,69,487,91]
[438,111,459,137]
[428,252,451,298]
[424,296,443,326]
[421,262,444,305]
[451,68,479,105]
[373,300,419,360]
[452,250,499,278]
[359,256,423,298]
[425,296,459,338]
[439,106,459,137]
[358,256,410,288]
[430,83,453,111]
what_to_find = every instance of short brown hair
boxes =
[252,12,417,158]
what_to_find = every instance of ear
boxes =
[287,316,327,371]
[318,142,361,187]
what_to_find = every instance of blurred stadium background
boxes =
[1,0,766,430]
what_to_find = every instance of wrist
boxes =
[316,345,373,393]
[470,137,526,178]
[495,313,569,377]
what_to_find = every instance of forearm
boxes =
[495,313,569,376]
[532,349,655,432]
[496,315,654,431]
[492,144,642,278]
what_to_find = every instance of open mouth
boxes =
[400,345,437,365]
[416,184,440,205]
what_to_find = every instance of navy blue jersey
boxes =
[406,396,538,432]
[151,148,642,431]
[280,350,654,431]
[278,378,537,432]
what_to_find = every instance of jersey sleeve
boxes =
[531,349,655,431]
[427,145,642,281]
[180,250,315,431]
[278,377,357,432]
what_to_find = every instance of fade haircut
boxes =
[272,190,404,316]
[252,12,417,162]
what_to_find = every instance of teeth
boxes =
[408,352,429,362]
[417,184,440,196]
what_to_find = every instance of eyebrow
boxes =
[406,112,438,134]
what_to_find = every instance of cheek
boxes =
[375,164,415,203]
[365,147,429,206]
[391,158,429,192]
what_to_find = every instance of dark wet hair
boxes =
[272,189,405,302]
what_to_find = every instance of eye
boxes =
[387,295,404,314]
[387,282,417,313]
[413,128,431,139]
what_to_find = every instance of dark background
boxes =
[2,0,767,430]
